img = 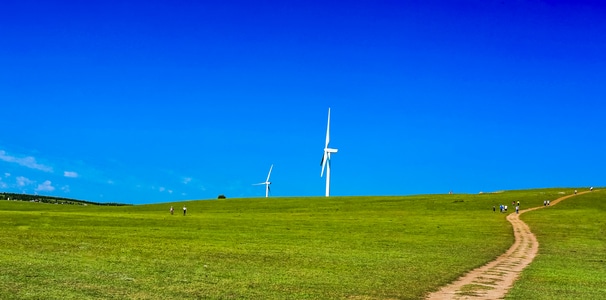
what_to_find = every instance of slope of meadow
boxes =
[506,190,606,299]
[0,189,579,299]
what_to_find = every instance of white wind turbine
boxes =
[321,108,338,197]
[253,164,273,197]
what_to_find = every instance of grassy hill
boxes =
[506,190,606,299]
[0,188,597,299]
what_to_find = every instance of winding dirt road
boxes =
[425,191,590,299]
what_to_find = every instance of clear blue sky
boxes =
[1,0,604,204]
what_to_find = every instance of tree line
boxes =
[0,192,130,206]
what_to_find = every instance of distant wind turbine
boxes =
[321,108,338,197]
[253,164,273,197]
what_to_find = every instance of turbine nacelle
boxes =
[320,148,338,177]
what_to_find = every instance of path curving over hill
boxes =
[425,191,591,300]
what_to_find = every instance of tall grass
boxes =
[0,189,578,299]
[506,190,606,299]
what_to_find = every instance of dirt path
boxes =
[425,191,590,299]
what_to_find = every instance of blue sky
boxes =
[1,0,605,204]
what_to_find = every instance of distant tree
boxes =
[218,194,226,199]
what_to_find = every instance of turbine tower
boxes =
[321,108,338,197]
[253,164,273,197]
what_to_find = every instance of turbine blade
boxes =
[325,108,331,147]
[266,164,273,182]
[321,152,327,177]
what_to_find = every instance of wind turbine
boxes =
[253,164,273,197]
[321,108,338,197]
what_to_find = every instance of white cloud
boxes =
[4,173,10,177]
[159,187,166,192]
[16,176,34,187]
[36,180,55,192]
[0,150,53,172]
[168,190,173,194]
[64,171,78,178]
[0,181,7,188]
[183,177,192,184]
[61,185,70,192]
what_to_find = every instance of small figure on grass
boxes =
[170,206,174,215]
[183,205,187,216]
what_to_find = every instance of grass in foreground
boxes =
[506,190,606,299]
[0,188,579,299]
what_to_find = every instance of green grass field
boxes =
[506,190,606,299]
[0,188,596,299]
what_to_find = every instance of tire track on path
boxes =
[425,190,591,299]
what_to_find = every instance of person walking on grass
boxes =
[183,205,187,216]
[170,206,174,215]
[516,205,519,214]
